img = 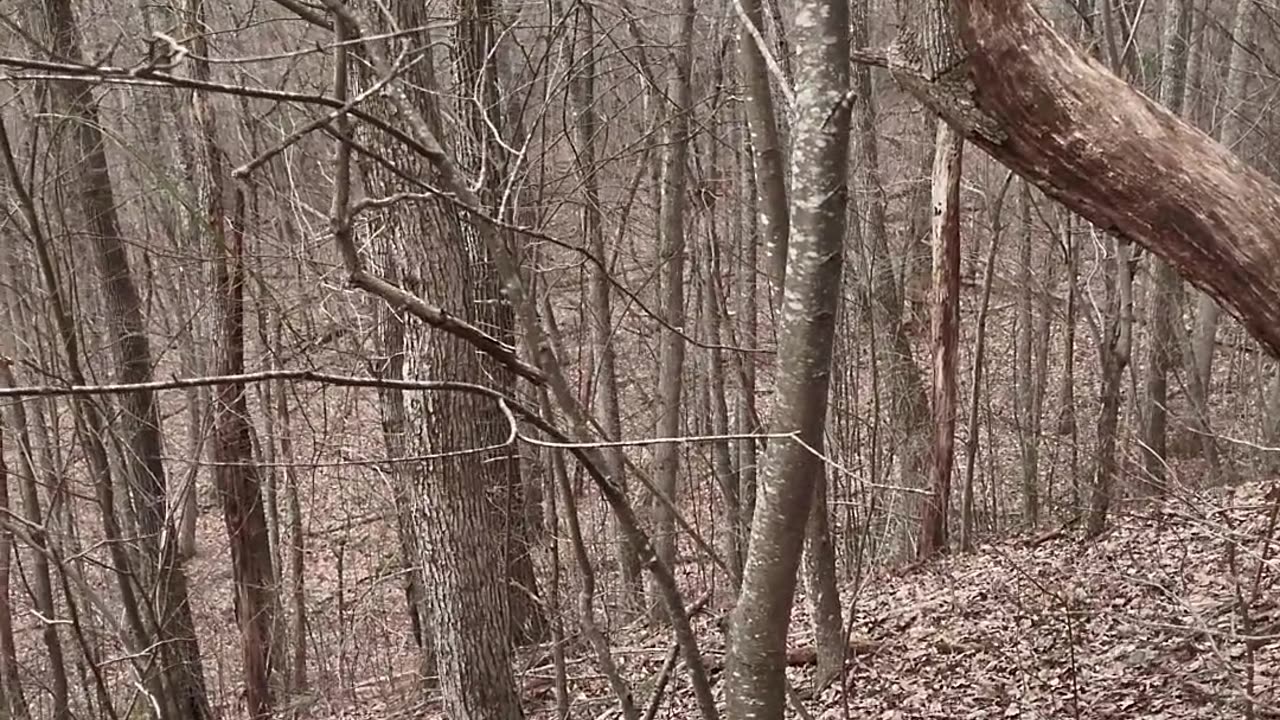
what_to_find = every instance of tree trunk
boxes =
[1184,0,1255,462]
[725,0,850,714]
[568,0,643,612]
[887,0,1280,363]
[1088,238,1135,537]
[919,122,963,558]
[0,434,27,720]
[738,0,790,311]
[650,0,696,617]
[0,361,69,719]
[735,129,760,577]
[372,252,433,670]
[704,216,743,588]
[1141,0,1193,489]
[337,3,525,715]
[186,3,277,712]
[43,0,211,714]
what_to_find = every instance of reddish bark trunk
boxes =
[919,122,963,558]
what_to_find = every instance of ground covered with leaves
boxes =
[517,481,1279,720]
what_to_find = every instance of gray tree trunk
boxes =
[650,0,696,616]
[725,0,851,714]
[568,1,644,612]
[1141,0,1193,489]
[43,0,211,714]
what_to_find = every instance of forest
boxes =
[0,0,1278,717]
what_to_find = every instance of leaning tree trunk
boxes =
[42,0,211,715]
[738,0,842,671]
[883,0,1280,363]
[918,122,963,558]
[725,0,851,715]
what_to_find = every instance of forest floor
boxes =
[257,478,1280,719]
[506,479,1279,720]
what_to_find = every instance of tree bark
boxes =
[888,0,1280,363]
[725,0,850,715]
[0,361,69,719]
[43,0,211,714]
[0,432,27,720]
[738,0,790,311]
[187,3,277,712]
[1140,0,1193,488]
[919,122,963,558]
[334,3,525,715]
[568,0,643,611]
[650,0,696,616]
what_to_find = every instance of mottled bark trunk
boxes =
[919,122,963,558]
[725,0,850,714]
[801,465,843,688]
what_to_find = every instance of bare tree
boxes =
[0,359,70,718]
[725,0,851,714]
[919,121,963,557]
[1141,0,1193,489]
[41,0,212,714]
[650,0,696,616]
[567,0,644,612]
